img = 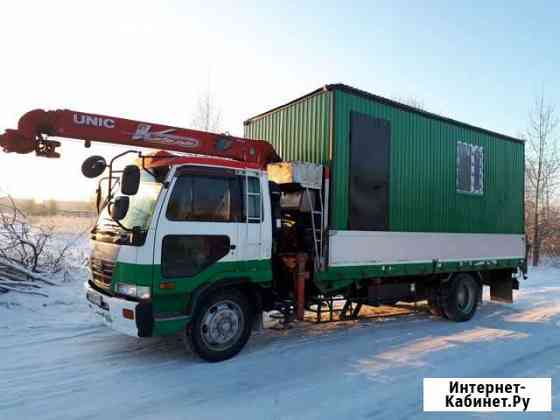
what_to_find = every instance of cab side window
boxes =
[245,176,261,223]
[166,175,242,222]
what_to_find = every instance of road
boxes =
[1,267,559,419]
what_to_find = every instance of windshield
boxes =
[94,169,162,242]
[120,174,162,230]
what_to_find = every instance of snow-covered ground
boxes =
[2,242,560,419]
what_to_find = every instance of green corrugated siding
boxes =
[244,91,332,164]
[332,90,524,233]
[244,87,524,235]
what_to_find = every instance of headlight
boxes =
[117,283,151,299]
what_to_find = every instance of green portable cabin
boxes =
[244,84,525,290]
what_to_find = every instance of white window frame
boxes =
[456,141,484,195]
[471,145,484,194]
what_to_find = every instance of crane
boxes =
[0,109,280,166]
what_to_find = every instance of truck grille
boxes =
[90,257,115,289]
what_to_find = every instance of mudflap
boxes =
[489,270,519,303]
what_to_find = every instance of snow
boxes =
[2,240,560,419]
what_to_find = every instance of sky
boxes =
[0,0,558,201]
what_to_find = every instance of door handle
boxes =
[230,244,237,250]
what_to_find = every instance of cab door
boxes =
[153,166,243,288]
[238,170,272,263]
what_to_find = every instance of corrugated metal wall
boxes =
[244,91,332,164]
[244,86,524,235]
[332,90,524,234]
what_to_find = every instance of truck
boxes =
[0,84,526,362]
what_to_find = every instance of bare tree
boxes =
[190,88,223,132]
[524,93,560,266]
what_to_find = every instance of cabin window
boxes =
[472,146,484,194]
[166,175,242,222]
[456,142,484,195]
[245,176,261,223]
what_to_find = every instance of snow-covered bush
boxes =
[0,191,90,296]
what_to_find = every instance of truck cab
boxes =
[86,153,281,361]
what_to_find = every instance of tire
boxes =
[441,273,481,322]
[186,288,253,362]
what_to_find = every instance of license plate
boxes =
[87,290,103,308]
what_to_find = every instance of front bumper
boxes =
[85,283,153,337]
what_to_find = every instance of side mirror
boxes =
[110,196,129,221]
[81,155,107,178]
[121,165,140,195]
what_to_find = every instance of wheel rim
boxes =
[456,281,475,314]
[200,300,244,351]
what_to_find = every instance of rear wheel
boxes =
[441,273,480,322]
[187,289,253,362]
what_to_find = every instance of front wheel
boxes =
[187,288,253,362]
[441,273,481,322]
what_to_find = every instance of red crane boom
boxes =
[0,109,280,167]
